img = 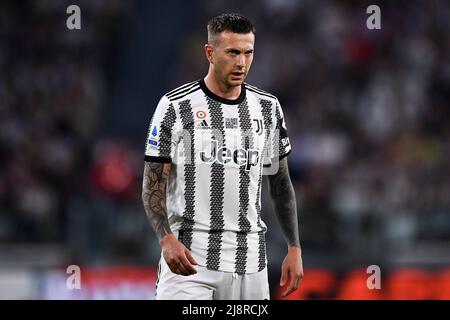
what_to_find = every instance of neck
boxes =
[204,72,241,100]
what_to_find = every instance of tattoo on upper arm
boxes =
[142,162,172,241]
[268,158,300,248]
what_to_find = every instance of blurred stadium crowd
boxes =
[0,0,140,263]
[0,0,449,298]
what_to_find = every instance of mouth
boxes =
[231,71,245,80]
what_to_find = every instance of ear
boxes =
[204,43,214,64]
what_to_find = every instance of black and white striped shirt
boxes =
[144,79,291,274]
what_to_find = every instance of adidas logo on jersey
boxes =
[197,119,210,129]
[199,139,259,171]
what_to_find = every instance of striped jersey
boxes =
[144,79,291,274]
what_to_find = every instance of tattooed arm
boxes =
[268,158,300,248]
[142,162,197,275]
[142,162,172,240]
[267,157,304,297]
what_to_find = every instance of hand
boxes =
[160,233,198,276]
[280,246,304,297]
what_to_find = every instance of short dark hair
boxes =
[207,13,255,44]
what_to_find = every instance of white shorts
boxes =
[155,257,270,300]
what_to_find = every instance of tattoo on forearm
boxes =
[268,158,300,248]
[142,162,172,241]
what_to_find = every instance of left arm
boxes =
[268,157,304,297]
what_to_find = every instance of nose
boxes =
[236,54,245,69]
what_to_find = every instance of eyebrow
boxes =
[225,48,254,53]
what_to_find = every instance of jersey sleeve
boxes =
[144,95,179,163]
[275,100,291,159]
[263,99,291,167]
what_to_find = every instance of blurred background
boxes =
[0,0,449,299]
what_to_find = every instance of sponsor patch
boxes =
[225,118,238,129]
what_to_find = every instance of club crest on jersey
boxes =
[200,140,259,171]
[252,119,263,135]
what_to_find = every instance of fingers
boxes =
[162,238,198,276]
[174,260,191,276]
[280,267,288,286]
[179,254,197,275]
[281,273,300,297]
[167,259,192,276]
[170,264,181,275]
[185,249,198,265]
[167,252,197,276]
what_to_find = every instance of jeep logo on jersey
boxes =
[200,140,259,171]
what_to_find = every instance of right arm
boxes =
[142,161,172,240]
[142,161,197,275]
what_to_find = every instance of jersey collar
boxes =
[199,79,246,105]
